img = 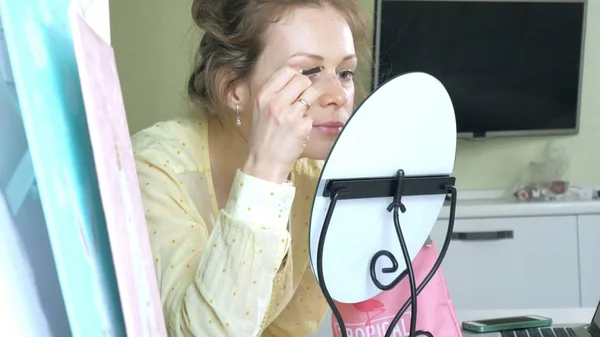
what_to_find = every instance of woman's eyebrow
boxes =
[288,52,357,61]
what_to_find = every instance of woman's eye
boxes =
[338,70,355,82]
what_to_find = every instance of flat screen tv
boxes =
[373,0,587,139]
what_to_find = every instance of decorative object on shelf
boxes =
[568,186,600,201]
[512,140,571,201]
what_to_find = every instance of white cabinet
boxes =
[578,215,600,307]
[431,216,581,310]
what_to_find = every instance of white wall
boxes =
[113,0,600,191]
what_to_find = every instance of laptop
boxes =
[484,301,600,337]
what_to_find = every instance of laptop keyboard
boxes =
[501,327,577,337]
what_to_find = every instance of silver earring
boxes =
[235,105,241,126]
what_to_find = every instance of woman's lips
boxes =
[313,121,344,136]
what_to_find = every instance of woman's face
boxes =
[241,6,357,160]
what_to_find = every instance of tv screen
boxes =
[374,0,586,138]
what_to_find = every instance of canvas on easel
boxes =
[69,8,167,337]
[0,0,126,335]
[71,0,110,44]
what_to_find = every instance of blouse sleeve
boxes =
[134,144,295,337]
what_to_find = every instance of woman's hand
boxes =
[242,66,321,183]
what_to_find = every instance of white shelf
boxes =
[439,189,600,219]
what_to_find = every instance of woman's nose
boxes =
[316,72,348,109]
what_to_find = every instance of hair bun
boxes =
[191,0,225,28]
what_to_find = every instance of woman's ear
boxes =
[217,69,251,111]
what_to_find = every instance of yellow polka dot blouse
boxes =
[131,113,328,337]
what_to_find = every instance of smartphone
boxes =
[462,315,553,333]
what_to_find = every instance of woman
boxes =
[132,0,366,336]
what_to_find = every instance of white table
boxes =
[308,308,596,337]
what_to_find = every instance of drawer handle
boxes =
[451,230,514,241]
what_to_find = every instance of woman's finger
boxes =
[259,66,302,95]
[291,86,320,116]
[275,74,313,107]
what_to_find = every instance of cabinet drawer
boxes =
[578,215,600,307]
[431,216,580,310]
